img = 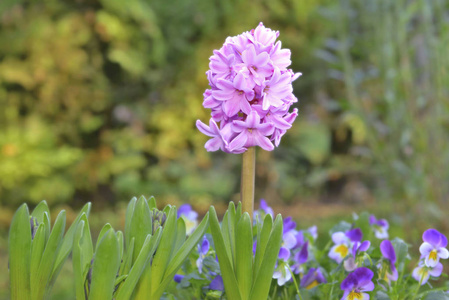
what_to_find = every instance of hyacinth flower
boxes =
[377,240,398,282]
[369,215,389,239]
[329,228,363,264]
[340,267,375,300]
[419,229,449,268]
[197,22,300,218]
[300,267,326,290]
[177,204,199,235]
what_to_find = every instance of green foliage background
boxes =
[0,0,448,211]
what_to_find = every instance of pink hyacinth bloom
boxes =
[230,111,274,151]
[197,22,300,153]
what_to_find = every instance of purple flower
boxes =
[196,236,210,274]
[197,22,300,153]
[419,229,449,268]
[300,268,326,289]
[292,241,308,274]
[178,204,199,235]
[412,261,443,285]
[378,240,398,282]
[369,215,389,239]
[329,228,363,264]
[230,111,274,151]
[209,275,224,291]
[174,274,184,283]
[344,240,371,272]
[340,267,374,300]
[273,261,292,286]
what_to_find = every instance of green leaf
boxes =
[43,212,51,243]
[148,196,157,210]
[128,196,152,263]
[33,210,66,300]
[209,206,242,300]
[31,200,50,224]
[73,220,93,300]
[9,204,32,299]
[119,238,134,277]
[225,202,237,269]
[30,223,46,293]
[154,212,210,299]
[392,238,409,265]
[424,291,449,300]
[220,211,233,267]
[125,197,137,248]
[115,231,161,300]
[96,223,113,252]
[89,229,121,300]
[173,217,186,253]
[354,212,370,238]
[117,231,124,260]
[253,214,273,279]
[149,206,177,293]
[235,212,253,300]
[249,214,283,300]
[50,202,91,288]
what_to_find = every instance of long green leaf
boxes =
[115,231,160,300]
[50,202,91,289]
[124,197,137,248]
[209,206,241,300]
[235,212,253,300]
[30,223,46,293]
[33,210,66,300]
[96,223,113,252]
[31,200,50,224]
[9,204,31,300]
[154,212,210,299]
[149,206,177,291]
[148,196,157,210]
[89,229,121,300]
[249,214,283,300]
[220,211,233,266]
[119,238,134,277]
[253,214,272,279]
[73,221,87,300]
[129,196,152,263]
[173,217,186,253]
[226,202,237,268]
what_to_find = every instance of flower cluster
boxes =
[412,229,449,285]
[172,205,449,300]
[197,23,300,153]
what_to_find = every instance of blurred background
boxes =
[1,0,449,297]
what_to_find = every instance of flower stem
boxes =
[241,147,255,221]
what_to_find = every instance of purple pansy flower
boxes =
[209,275,224,291]
[369,215,389,239]
[344,240,371,272]
[412,261,443,285]
[197,22,300,153]
[419,229,449,268]
[174,274,184,283]
[340,267,374,300]
[378,240,398,282]
[300,267,326,289]
[196,236,210,274]
[177,204,199,235]
[273,260,292,286]
[292,241,308,274]
[329,228,363,264]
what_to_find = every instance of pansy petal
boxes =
[428,262,443,277]
[332,232,347,244]
[437,247,449,259]
[423,229,442,246]
[419,242,433,256]
[346,228,363,242]
[380,240,396,263]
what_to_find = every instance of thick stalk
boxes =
[241,147,255,220]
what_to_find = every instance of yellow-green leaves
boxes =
[9,204,32,299]
[209,203,283,300]
[8,200,91,300]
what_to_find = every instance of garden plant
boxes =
[7,22,449,300]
